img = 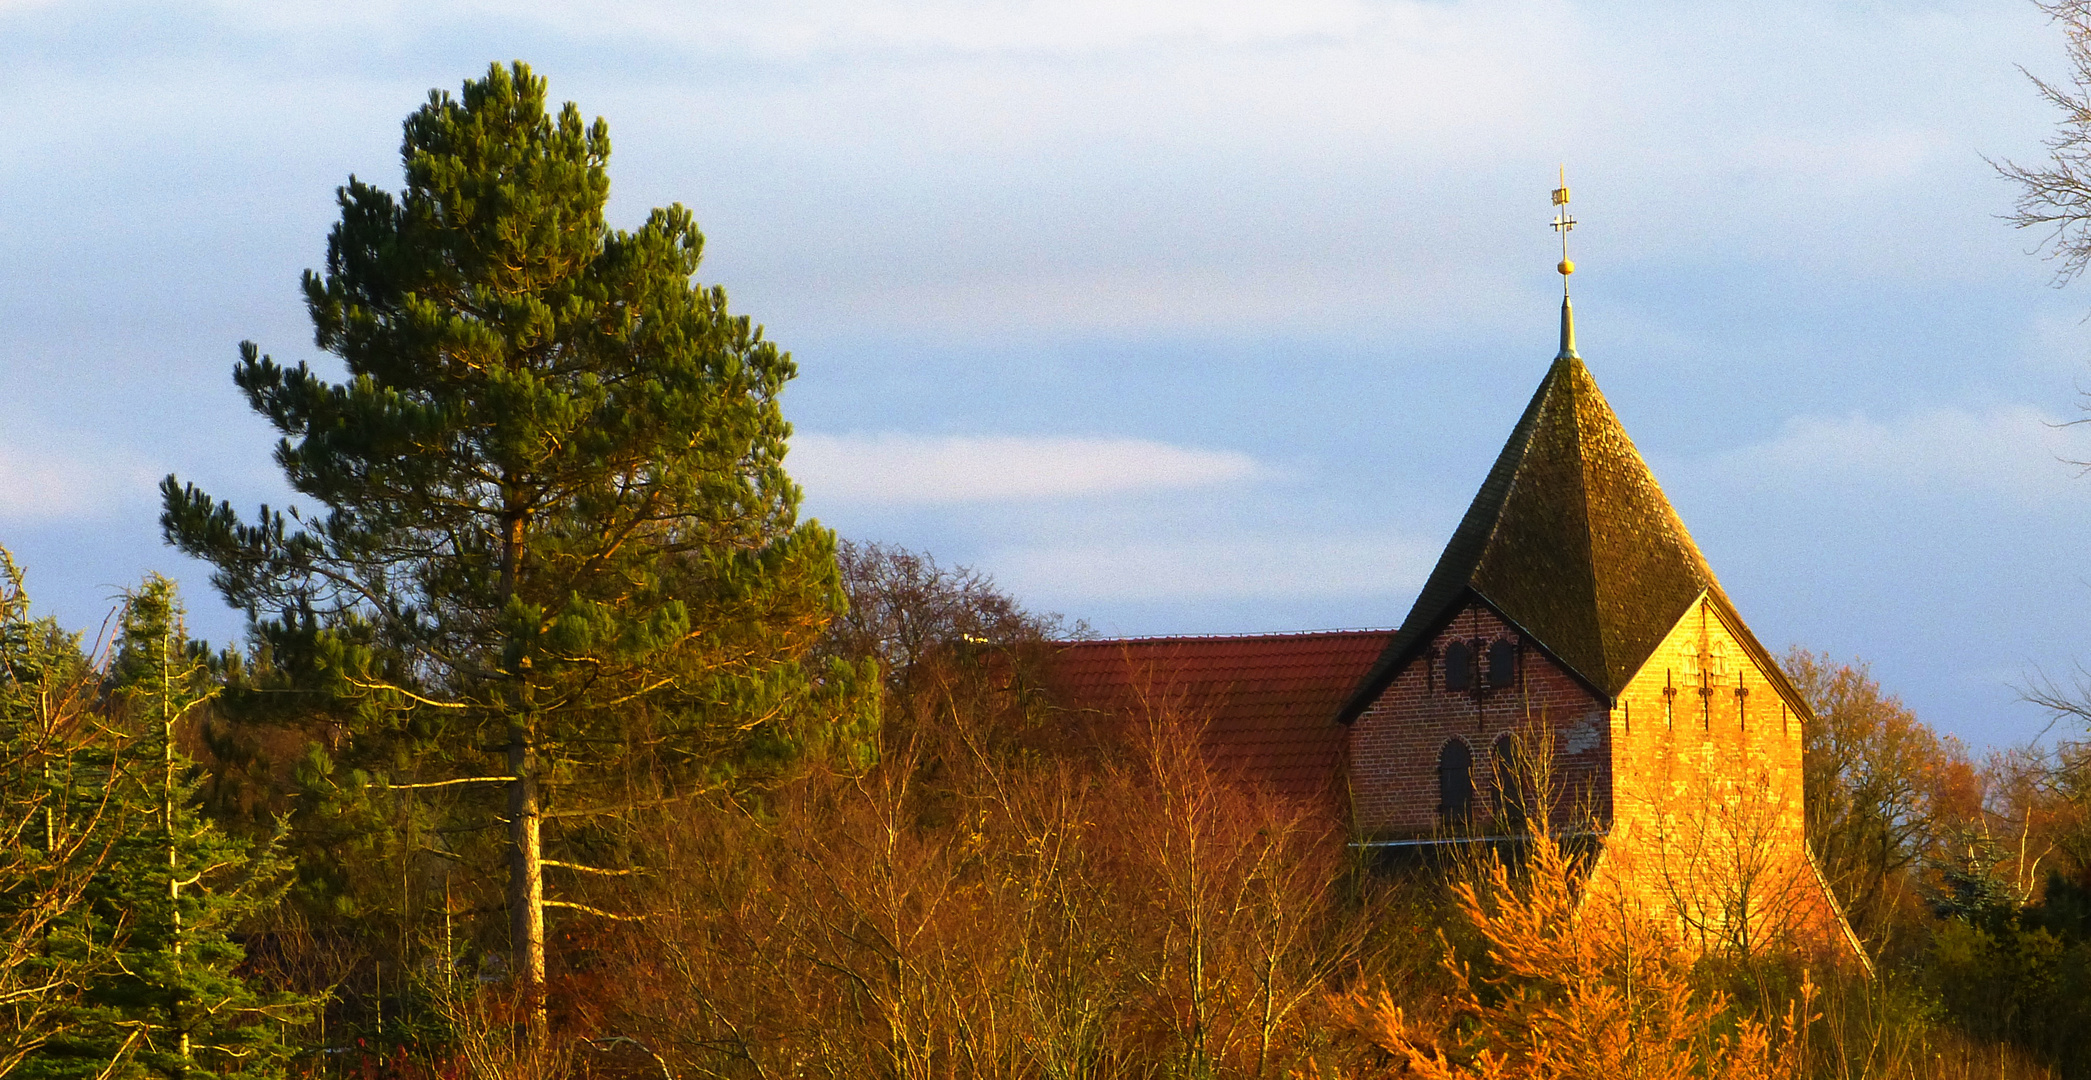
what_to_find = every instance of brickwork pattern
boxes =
[1597,596,1845,948]
[1348,601,1612,838]
[1351,595,1851,955]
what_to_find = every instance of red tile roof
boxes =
[1039,630,1395,805]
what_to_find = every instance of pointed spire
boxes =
[1339,355,1735,718]
[1558,295,1579,361]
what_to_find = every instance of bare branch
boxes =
[383,775,520,790]
[543,899,646,921]
[542,859,645,876]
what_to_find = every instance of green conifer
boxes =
[160,61,877,1029]
[22,578,306,1080]
[0,550,106,1076]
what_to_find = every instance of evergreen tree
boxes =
[24,577,306,1079]
[1926,827,2023,934]
[160,61,876,1029]
[0,549,106,1077]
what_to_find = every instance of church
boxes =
[1042,183,1860,957]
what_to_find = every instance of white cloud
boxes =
[809,261,1513,336]
[1746,128,1942,197]
[792,432,1266,505]
[0,440,159,523]
[993,532,1430,601]
[1691,405,2091,504]
[186,0,1422,57]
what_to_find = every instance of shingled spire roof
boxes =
[1338,347,1754,721]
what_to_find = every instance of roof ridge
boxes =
[1058,627,1398,647]
[1334,357,1577,720]
[1572,357,1614,686]
[1562,358,1733,690]
[1561,357,1608,684]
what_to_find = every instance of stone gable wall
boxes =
[1347,601,1612,838]
[1598,597,1847,951]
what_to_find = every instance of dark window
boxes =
[1487,639,1517,688]
[1492,734,1525,829]
[1437,739,1473,821]
[1443,641,1473,692]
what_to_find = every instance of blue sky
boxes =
[2,0,2087,750]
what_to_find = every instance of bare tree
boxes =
[1787,649,1964,944]
[819,540,1083,697]
[1651,762,1818,959]
[587,643,1358,1080]
[1997,0,2091,282]
[1105,694,1348,1080]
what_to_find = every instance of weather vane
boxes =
[1551,166,1575,295]
[1551,167,1579,361]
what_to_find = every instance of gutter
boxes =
[1350,828,1609,850]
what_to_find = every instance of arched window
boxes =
[1443,641,1474,692]
[1437,738,1473,821]
[1487,639,1517,688]
[1492,734,1525,829]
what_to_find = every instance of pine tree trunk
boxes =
[497,506,548,1034]
[507,718,546,1036]
[163,630,191,1068]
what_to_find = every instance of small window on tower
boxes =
[1444,641,1473,692]
[1487,639,1517,688]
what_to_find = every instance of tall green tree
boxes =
[161,61,875,1028]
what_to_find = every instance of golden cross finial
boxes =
[1550,165,1575,294]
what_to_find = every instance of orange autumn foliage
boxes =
[1321,831,1811,1080]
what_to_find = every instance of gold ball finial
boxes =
[1558,258,1575,276]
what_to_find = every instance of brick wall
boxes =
[1348,601,1612,838]
[1347,594,1855,957]
[1596,596,1846,952]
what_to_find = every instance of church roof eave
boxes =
[1336,584,1613,725]
[1336,359,1566,723]
[1696,589,1817,727]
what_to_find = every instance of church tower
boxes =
[1336,176,1857,955]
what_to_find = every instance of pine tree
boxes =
[160,61,877,1030]
[23,577,307,1080]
